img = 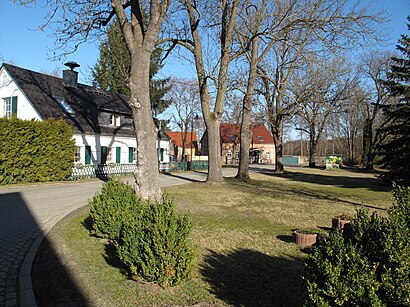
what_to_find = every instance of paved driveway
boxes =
[0,167,245,306]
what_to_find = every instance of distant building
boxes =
[167,131,199,162]
[200,123,275,164]
[0,63,170,167]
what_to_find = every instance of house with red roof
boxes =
[201,123,275,164]
[167,131,198,162]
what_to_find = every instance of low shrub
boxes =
[89,179,142,240]
[115,195,194,287]
[304,185,410,306]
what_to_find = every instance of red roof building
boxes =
[201,123,275,164]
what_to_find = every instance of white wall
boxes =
[0,67,42,120]
[74,133,171,165]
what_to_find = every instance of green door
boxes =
[116,147,121,163]
[85,145,91,165]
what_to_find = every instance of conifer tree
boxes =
[379,17,410,184]
[92,20,170,114]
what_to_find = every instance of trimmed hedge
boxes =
[89,179,142,240]
[304,185,410,306]
[115,195,195,287]
[0,117,75,184]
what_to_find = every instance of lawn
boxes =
[32,167,392,306]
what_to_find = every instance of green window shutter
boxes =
[128,147,133,163]
[101,146,107,164]
[11,96,18,116]
[116,147,121,163]
[160,148,164,162]
[85,146,91,165]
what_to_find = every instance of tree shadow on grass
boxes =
[260,170,391,193]
[200,248,304,307]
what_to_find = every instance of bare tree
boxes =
[292,56,354,167]
[250,0,387,173]
[164,0,242,184]
[166,77,200,161]
[359,50,394,169]
[14,0,172,199]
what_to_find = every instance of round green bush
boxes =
[115,195,195,287]
[89,179,142,240]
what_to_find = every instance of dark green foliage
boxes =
[89,179,142,240]
[304,186,410,306]
[116,195,194,287]
[92,19,171,114]
[0,117,75,184]
[379,17,410,185]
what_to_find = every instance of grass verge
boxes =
[32,167,392,306]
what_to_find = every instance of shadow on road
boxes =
[200,248,304,307]
[0,192,89,306]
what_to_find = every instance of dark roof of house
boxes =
[219,123,274,144]
[2,63,135,137]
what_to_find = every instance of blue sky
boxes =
[0,0,409,84]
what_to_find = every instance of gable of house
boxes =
[1,63,134,137]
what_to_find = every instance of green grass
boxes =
[32,167,392,306]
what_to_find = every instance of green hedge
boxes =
[89,179,142,240]
[115,195,194,287]
[304,185,410,306]
[0,117,75,184]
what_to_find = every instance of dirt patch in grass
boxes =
[32,167,392,306]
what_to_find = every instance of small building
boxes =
[200,123,276,164]
[0,63,170,168]
[167,131,198,162]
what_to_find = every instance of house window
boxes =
[230,135,235,141]
[129,147,137,163]
[235,150,240,160]
[54,97,75,114]
[257,136,264,141]
[110,114,122,126]
[74,146,81,163]
[227,149,232,160]
[101,146,113,164]
[4,96,17,118]
[266,151,270,160]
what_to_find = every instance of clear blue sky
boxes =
[0,0,409,84]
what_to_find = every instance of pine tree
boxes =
[92,20,170,114]
[379,17,410,184]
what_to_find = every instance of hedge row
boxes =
[0,117,75,184]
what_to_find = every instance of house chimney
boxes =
[62,61,80,87]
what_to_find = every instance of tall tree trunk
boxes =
[206,117,224,183]
[130,53,161,199]
[236,37,259,181]
[309,137,317,167]
[273,131,284,173]
[362,119,374,169]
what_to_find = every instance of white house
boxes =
[0,62,170,168]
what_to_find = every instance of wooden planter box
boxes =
[294,230,318,246]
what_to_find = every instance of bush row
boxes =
[89,179,194,287]
[304,185,410,306]
[0,117,75,184]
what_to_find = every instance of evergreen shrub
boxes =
[116,195,194,287]
[89,179,142,240]
[0,117,75,184]
[304,185,410,306]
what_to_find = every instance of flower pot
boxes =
[332,217,351,230]
[294,230,318,246]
